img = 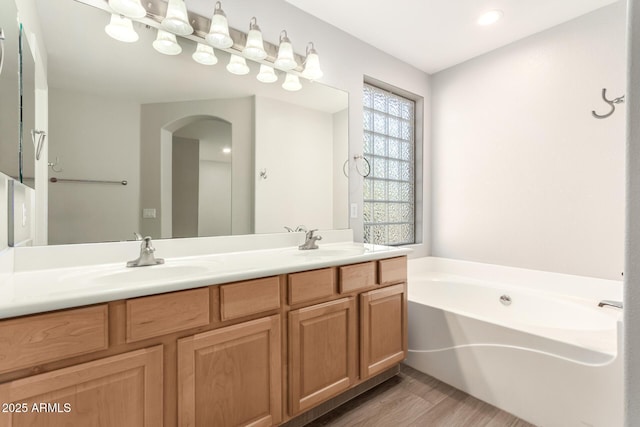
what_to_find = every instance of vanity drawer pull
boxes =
[220,277,281,321]
[288,268,335,305]
[378,256,408,286]
[339,262,377,293]
[126,288,210,343]
[0,305,108,373]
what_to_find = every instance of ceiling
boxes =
[283,0,620,74]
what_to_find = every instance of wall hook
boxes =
[592,88,625,119]
[48,156,63,173]
[259,168,268,180]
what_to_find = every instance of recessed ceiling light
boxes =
[222,147,231,154]
[477,10,503,26]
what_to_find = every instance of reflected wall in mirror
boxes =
[0,0,19,179]
[31,0,348,245]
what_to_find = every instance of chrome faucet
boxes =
[598,300,623,309]
[299,229,322,250]
[127,236,165,267]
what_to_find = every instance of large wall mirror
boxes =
[28,0,349,245]
[0,0,19,181]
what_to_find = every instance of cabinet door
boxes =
[178,315,281,427]
[360,283,407,379]
[0,346,163,427]
[289,297,357,415]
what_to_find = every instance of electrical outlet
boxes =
[22,203,27,227]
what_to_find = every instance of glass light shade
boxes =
[302,52,323,80]
[282,73,302,91]
[242,19,267,60]
[274,36,297,70]
[108,0,146,19]
[226,54,249,75]
[105,14,139,43]
[206,8,233,48]
[256,65,278,83]
[153,29,182,55]
[161,0,193,36]
[192,43,218,65]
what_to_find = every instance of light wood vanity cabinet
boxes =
[0,256,407,427]
[0,346,163,427]
[288,297,357,415]
[178,315,282,427]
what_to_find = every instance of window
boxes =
[363,83,416,246]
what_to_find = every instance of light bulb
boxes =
[153,29,182,55]
[274,30,297,70]
[242,17,267,60]
[108,0,146,19]
[105,14,139,43]
[192,43,218,65]
[226,54,250,75]
[282,73,302,91]
[477,10,503,26]
[302,42,323,80]
[206,1,233,49]
[161,0,193,36]
[257,65,278,83]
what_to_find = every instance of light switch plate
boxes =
[350,203,358,219]
[143,208,157,219]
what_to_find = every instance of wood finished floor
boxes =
[305,365,537,427]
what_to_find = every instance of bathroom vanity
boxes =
[0,241,408,427]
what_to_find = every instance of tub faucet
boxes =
[598,300,623,309]
[299,229,322,250]
[127,236,165,267]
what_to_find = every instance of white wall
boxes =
[140,97,253,238]
[48,88,140,244]
[219,0,432,255]
[254,96,334,233]
[431,2,626,280]
[172,137,199,238]
[199,161,232,236]
[333,109,349,229]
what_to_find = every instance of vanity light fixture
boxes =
[161,0,193,36]
[192,43,218,65]
[226,54,250,75]
[152,29,182,55]
[274,30,297,70]
[477,10,503,26]
[206,1,233,49]
[256,64,278,83]
[105,14,139,43]
[242,17,267,60]
[282,73,302,91]
[108,0,146,19]
[301,42,323,80]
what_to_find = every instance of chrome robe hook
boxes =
[592,88,625,119]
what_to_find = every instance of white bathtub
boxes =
[404,257,623,427]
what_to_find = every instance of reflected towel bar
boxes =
[50,177,128,185]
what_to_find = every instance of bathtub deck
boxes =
[305,364,536,427]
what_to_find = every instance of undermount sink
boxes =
[90,264,212,285]
[60,261,218,286]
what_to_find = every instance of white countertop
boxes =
[0,239,410,319]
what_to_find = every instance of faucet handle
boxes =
[133,232,143,241]
[306,229,318,239]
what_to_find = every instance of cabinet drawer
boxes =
[220,277,281,321]
[288,268,335,305]
[339,262,376,293]
[0,305,108,374]
[378,256,408,286]
[126,288,210,343]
